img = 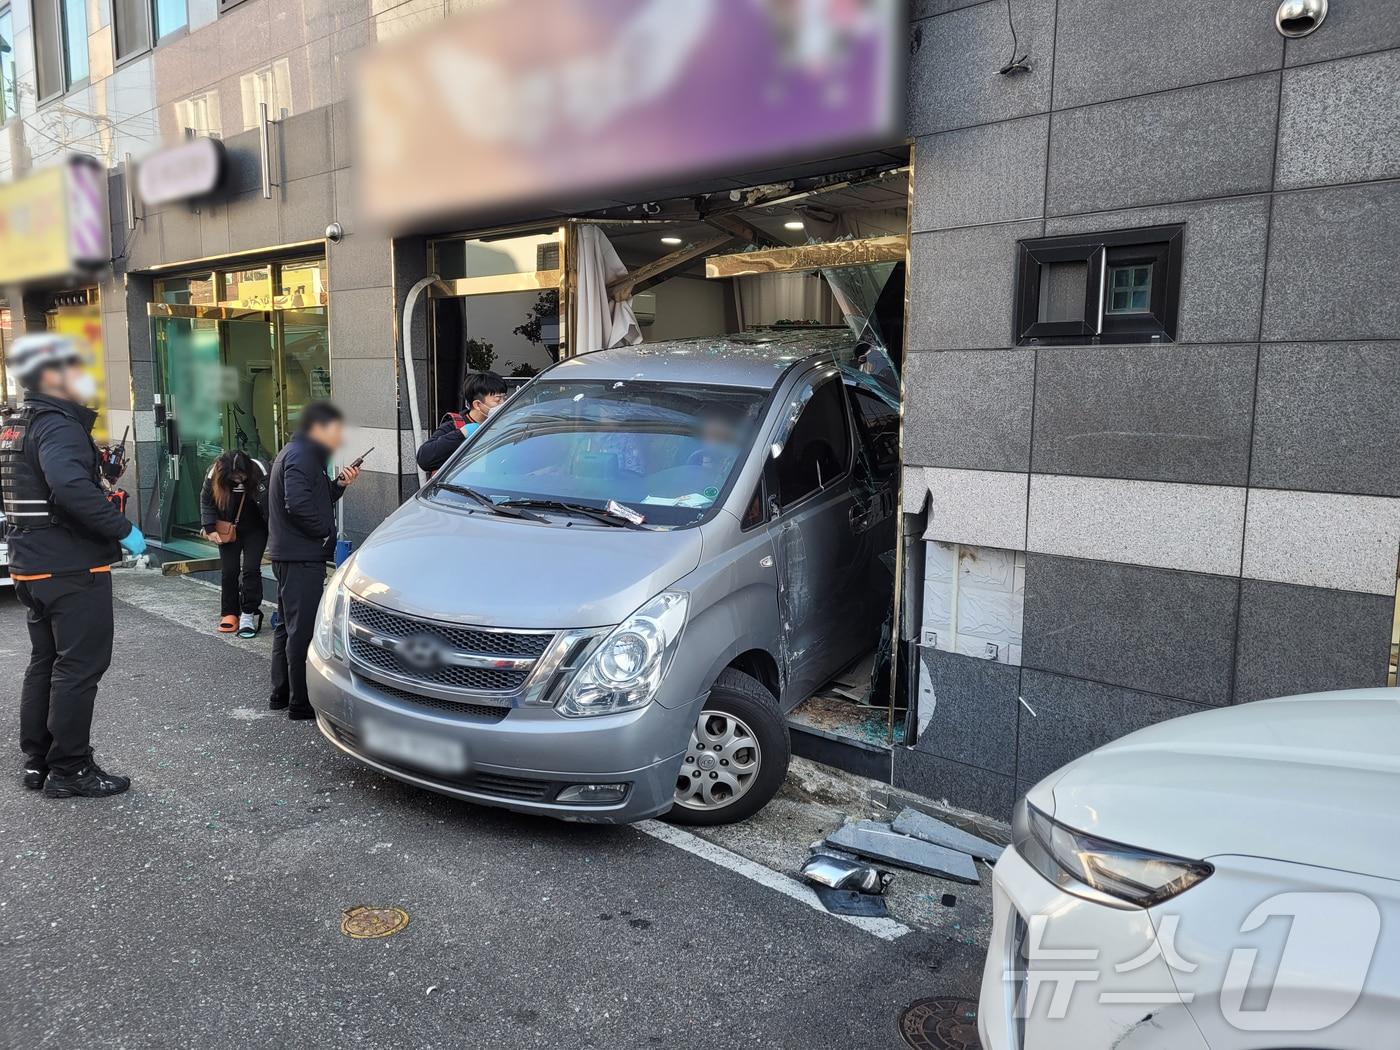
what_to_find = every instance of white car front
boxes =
[979,689,1400,1050]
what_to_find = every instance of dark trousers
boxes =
[270,560,324,713]
[16,570,115,774]
[218,522,268,616]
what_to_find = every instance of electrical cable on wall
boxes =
[998,0,1031,75]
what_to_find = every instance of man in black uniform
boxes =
[266,401,359,719]
[415,370,508,475]
[0,334,147,797]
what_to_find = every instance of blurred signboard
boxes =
[355,0,904,229]
[0,156,110,284]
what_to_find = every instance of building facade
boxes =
[0,0,1396,819]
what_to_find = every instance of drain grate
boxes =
[340,905,411,939]
[899,997,981,1050]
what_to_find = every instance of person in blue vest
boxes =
[415,371,508,475]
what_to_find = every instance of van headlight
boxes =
[1013,799,1212,908]
[557,592,688,717]
[314,561,352,663]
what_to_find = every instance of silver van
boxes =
[308,330,900,824]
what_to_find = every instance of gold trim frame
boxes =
[705,235,908,279]
[428,269,565,298]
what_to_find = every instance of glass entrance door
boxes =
[148,260,330,544]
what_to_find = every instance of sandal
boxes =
[237,612,263,639]
[217,615,238,634]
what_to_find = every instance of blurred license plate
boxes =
[362,720,466,775]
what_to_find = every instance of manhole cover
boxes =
[899,996,981,1050]
[340,906,410,939]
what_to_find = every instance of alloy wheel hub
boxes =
[674,708,761,810]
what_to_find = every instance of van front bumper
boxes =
[307,647,693,823]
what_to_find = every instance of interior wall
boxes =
[643,273,731,343]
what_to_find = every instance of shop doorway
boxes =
[426,228,567,420]
[147,259,330,546]
[423,164,912,758]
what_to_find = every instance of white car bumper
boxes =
[978,844,1208,1050]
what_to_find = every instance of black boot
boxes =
[22,763,47,790]
[287,706,315,721]
[43,761,131,799]
[269,693,290,711]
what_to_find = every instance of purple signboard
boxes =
[355,0,904,229]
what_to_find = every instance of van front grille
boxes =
[349,600,552,658]
[346,598,552,696]
[349,636,530,692]
[358,677,509,723]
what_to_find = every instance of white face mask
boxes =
[486,401,505,418]
[70,372,98,403]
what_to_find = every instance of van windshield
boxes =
[433,379,769,528]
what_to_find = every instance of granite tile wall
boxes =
[900,0,1400,818]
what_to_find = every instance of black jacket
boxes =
[415,413,479,474]
[199,458,269,532]
[4,394,131,575]
[266,434,345,562]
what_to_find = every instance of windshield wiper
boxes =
[432,483,547,522]
[497,498,647,529]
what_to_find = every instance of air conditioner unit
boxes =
[632,290,656,327]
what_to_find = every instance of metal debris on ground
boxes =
[799,854,894,894]
[340,905,411,939]
[899,997,982,1050]
[891,808,1005,863]
[825,820,979,884]
[811,885,891,918]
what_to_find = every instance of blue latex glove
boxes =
[120,525,146,556]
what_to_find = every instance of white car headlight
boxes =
[1014,799,1212,908]
[314,561,352,663]
[557,592,688,717]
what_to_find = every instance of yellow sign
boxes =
[50,309,109,441]
[0,167,71,285]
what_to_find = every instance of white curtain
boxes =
[574,224,643,354]
[732,272,841,330]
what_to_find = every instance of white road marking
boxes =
[636,819,911,942]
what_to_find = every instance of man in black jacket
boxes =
[415,371,508,475]
[0,334,147,797]
[266,402,359,719]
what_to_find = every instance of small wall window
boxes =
[32,0,87,99]
[1014,225,1184,345]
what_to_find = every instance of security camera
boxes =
[1275,0,1327,37]
[325,222,344,243]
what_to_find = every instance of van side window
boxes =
[849,388,900,478]
[774,377,850,509]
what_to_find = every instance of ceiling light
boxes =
[660,236,683,245]
[784,221,805,231]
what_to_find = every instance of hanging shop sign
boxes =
[0,155,110,285]
[137,137,228,207]
[355,0,904,229]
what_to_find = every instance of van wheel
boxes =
[665,668,790,826]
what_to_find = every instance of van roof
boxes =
[544,328,857,390]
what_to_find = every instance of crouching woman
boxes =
[200,450,270,637]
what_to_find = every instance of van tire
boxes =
[664,668,790,826]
